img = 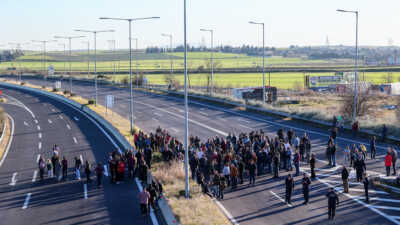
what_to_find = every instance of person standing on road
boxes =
[302,173,311,205]
[382,124,387,142]
[75,156,82,180]
[95,163,104,188]
[138,187,151,217]
[363,174,370,203]
[248,160,257,186]
[38,157,45,181]
[326,188,339,220]
[46,159,53,178]
[352,121,359,138]
[285,174,294,205]
[222,163,231,187]
[310,154,316,179]
[85,160,91,183]
[385,150,393,176]
[370,136,376,159]
[62,156,68,181]
[127,152,136,179]
[331,143,337,167]
[355,156,366,183]
[391,147,397,176]
[294,150,300,176]
[341,166,349,193]
[343,146,350,166]
[273,151,280,178]
[305,135,312,163]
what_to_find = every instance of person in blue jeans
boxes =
[331,143,337,167]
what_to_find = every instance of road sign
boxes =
[106,95,114,108]
[55,81,61,89]
[48,65,55,75]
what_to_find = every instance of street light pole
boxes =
[99,16,160,134]
[249,21,266,103]
[184,0,189,198]
[200,29,214,95]
[54,35,85,94]
[132,38,139,89]
[161,34,174,82]
[75,29,114,106]
[58,43,66,78]
[107,40,117,83]
[31,40,57,87]
[8,42,29,83]
[337,9,359,122]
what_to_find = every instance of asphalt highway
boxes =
[0,86,155,225]
[5,75,400,225]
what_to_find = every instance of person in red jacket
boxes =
[385,150,393,176]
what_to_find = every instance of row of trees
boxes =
[0,50,23,62]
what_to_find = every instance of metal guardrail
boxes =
[0,81,178,225]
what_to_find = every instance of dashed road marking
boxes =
[37,125,41,130]
[24,121,29,126]
[199,111,208,116]
[59,115,64,119]
[170,127,179,133]
[22,193,31,209]
[32,170,38,182]
[152,118,159,122]
[51,108,56,112]
[34,119,38,124]
[9,172,17,186]
[154,112,162,117]
[38,142,42,150]
[80,155,83,163]
[38,133,42,139]
[48,119,52,124]
[74,117,79,121]
[73,137,78,144]
[66,124,71,130]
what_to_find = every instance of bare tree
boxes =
[340,87,374,118]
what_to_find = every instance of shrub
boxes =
[41,85,46,89]
[20,82,25,86]
[88,99,96,105]
[63,90,70,95]
[52,88,59,92]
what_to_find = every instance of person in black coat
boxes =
[310,154,316,179]
[341,166,349,193]
[326,188,339,220]
[302,173,311,205]
[370,136,376,159]
[285,174,295,205]
[363,174,369,203]
[355,158,366,182]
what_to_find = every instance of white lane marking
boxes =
[80,155,83,163]
[22,193,31,209]
[334,187,389,195]
[135,178,159,225]
[154,112,162,117]
[199,111,208,116]
[36,154,41,163]
[48,119,52,124]
[152,118,159,122]
[24,121,29,126]
[354,196,400,203]
[270,191,292,207]
[9,172,17,186]
[238,118,251,123]
[38,133,42,139]
[73,137,78,144]
[51,108,56,112]
[137,101,228,136]
[238,124,252,129]
[3,94,36,118]
[214,199,240,225]
[74,117,79,121]
[32,170,38,182]
[178,109,184,113]
[34,119,38,124]
[170,127,179,133]
[371,205,400,211]
[38,142,42,150]
[316,173,342,179]
[104,165,109,176]
[84,183,88,199]
[0,114,14,167]
[66,124,71,130]
[37,125,41,130]
[59,115,63,119]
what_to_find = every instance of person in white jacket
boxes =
[222,163,231,187]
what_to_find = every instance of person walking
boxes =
[385,150,393,176]
[391,147,397,176]
[331,143,337,167]
[341,166,349,193]
[326,188,339,220]
[355,157,366,183]
[370,136,376,159]
[75,156,82,180]
[138,187,151,217]
[127,152,136,179]
[294,150,300,176]
[85,160,91,183]
[382,124,387,142]
[95,163,104,188]
[343,146,350,166]
[363,174,369,203]
[302,173,311,205]
[285,174,294,205]
[62,156,68,181]
[310,154,316,179]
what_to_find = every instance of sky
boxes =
[1,0,400,51]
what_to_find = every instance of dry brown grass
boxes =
[0,113,10,162]
[152,161,231,225]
